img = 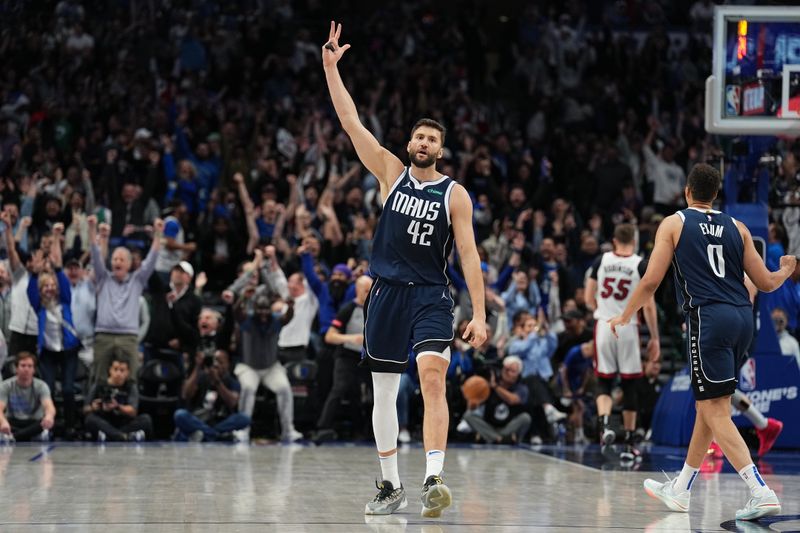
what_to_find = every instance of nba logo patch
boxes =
[739,358,756,392]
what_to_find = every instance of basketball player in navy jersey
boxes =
[322,22,488,517]
[608,163,796,521]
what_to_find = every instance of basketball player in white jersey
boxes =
[585,223,659,461]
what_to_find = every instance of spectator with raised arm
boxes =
[507,310,563,443]
[234,291,301,443]
[26,223,80,436]
[154,201,196,283]
[143,260,202,371]
[89,214,164,383]
[4,210,38,358]
[64,257,96,368]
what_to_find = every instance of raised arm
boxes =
[136,218,164,282]
[737,221,797,293]
[234,172,259,255]
[262,246,289,299]
[50,222,64,269]
[87,215,108,281]
[322,21,404,197]
[1,211,20,272]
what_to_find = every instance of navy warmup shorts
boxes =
[686,303,753,400]
[363,277,454,373]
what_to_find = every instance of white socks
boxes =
[379,452,401,488]
[425,450,445,481]
[732,390,768,430]
[675,462,700,493]
[739,463,768,497]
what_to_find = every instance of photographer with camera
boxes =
[173,349,250,442]
[463,356,532,444]
[84,358,152,442]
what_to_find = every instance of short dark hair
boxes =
[613,224,636,245]
[410,118,446,145]
[15,351,37,367]
[109,358,130,371]
[512,310,531,329]
[687,163,721,203]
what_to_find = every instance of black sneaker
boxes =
[311,428,338,444]
[420,475,452,518]
[214,432,236,442]
[620,443,642,464]
[364,480,407,515]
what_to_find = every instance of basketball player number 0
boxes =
[706,244,725,278]
[407,220,434,246]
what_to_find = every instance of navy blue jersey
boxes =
[672,208,751,311]
[370,168,456,285]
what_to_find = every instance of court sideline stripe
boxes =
[523,446,601,472]
[29,445,56,462]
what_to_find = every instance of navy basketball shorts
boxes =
[363,277,455,373]
[685,303,753,401]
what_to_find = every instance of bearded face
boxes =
[407,126,443,169]
[409,146,438,168]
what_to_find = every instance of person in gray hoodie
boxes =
[234,290,301,442]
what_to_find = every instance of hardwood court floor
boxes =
[0,442,798,532]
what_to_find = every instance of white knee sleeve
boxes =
[372,372,401,453]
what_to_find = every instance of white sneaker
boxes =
[643,477,690,512]
[189,430,204,442]
[544,405,566,423]
[128,430,146,442]
[97,430,106,443]
[233,428,250,443]
[573,435,589,446]
[456,419,471,433]
[282,428,303,443]
[398,429,411,444]
[0,433,14,445]
[530,435,543,445]
[38,429,51,442]
[601,427,616,446]
[365,480,408,516]
[735,489,781,521]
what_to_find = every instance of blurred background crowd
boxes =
[0,0,798,446]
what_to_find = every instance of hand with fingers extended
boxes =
[321,21,351,67]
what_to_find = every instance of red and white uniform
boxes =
[590,252,647,378]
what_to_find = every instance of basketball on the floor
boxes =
[462,376,490,406]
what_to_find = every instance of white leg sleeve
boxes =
[372,372,401,453]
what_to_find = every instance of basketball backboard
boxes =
[705,6,800,135]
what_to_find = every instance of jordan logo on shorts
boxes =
[441,289,447,300]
